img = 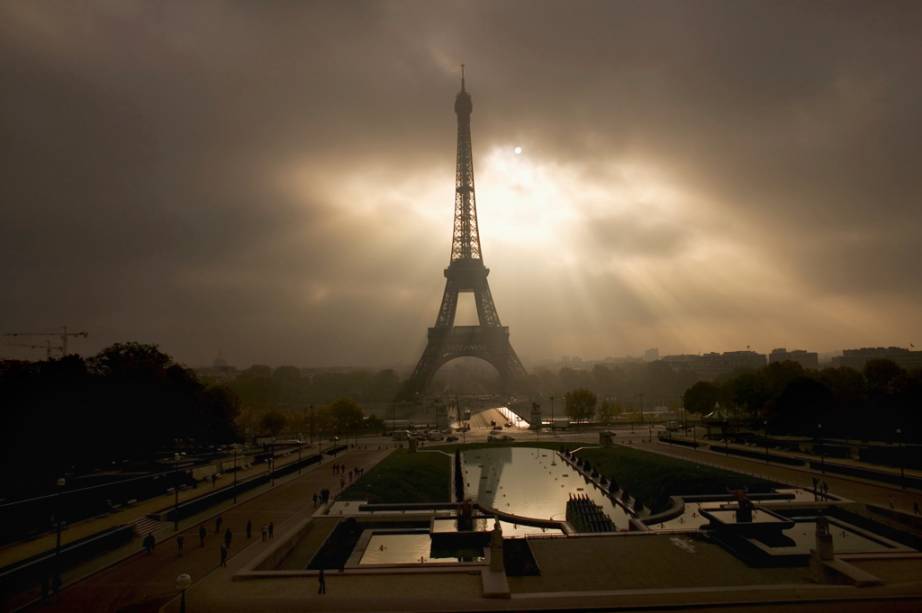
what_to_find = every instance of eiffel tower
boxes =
[402,67,528,399]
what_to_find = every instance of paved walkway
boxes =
[634,438,922,514]
[15,445,392,613]
[0,442,328,570]
[667,433,922,482]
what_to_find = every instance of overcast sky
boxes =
[2,1,921,369]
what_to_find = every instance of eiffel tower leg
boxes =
[473,280,501,328]
[402,335,444,399]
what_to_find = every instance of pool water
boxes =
[462,447,630,528]
[359,532,484,565]
[779,520,894,553]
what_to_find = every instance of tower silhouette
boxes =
[402,67,527,399]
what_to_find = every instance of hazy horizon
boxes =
[3,1,922,369]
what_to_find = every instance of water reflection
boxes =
[462,447,631,528]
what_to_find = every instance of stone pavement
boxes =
[0,441,329,571]
[635,438,922,513]
[17,445,392,613]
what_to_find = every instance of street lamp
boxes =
[173,453,182,531]
[54,477,66,588]
[817,423,825,474]
[549,395,555,436]
[268,452,275,487]
[763,420,769,463]
[232,445,239,504]
[896,428,905,489]
[176,572,192,613]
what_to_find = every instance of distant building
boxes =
[769,348,819,370]
[659,351,767,380]
[194,356,239,382]
[832,347,922,371]
[643,348,660,362]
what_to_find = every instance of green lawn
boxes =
[577,446,778,514]
[339,449,451,503]
[430,440,593,453]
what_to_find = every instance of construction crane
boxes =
[3,341,54,359]
[1,326,89,357]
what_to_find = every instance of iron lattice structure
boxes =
[402,69,528,399]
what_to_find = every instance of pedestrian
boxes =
[261,525,267,542]
[177,534,184,557]
[215,515,223,534]
[224,527,233,549]
[246,519,252,539]
[199,524,207,547]
[220,543,228,567]
[268,521,274,539]
[41,573,49,603]
[318,568,326,595]
[811,477,818,501]
[144,532,156,554]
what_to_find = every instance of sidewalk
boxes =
[634,438,922,514]
[667,433,922,481]
[0,442,328,571]
[6,442,389,612]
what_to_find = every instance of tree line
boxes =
[682,359,922,443]
[0,343,241,497]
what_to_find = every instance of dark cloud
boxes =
[2,1,921,367]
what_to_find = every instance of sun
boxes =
[513,146,523,155]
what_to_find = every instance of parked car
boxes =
[446,435,459,442]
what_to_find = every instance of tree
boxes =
[767,377,836,435]
[259,410,287,436]
[329,398,364,434]
[565,388,597,423]
[597,399,621,424]
[683,381,719,414]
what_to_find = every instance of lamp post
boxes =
[763,419,769,463]
[173,453,182,531]
[549,395,555,436]
[176,573,191,613]
[53,477,66,588]
[298,436,303,475]
[232,445,239,504]
[896,427,905,489]
[817,423,825,474]
[639,393,645,425]
[268,453,275,487]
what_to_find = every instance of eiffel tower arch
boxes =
[401,68,528,400]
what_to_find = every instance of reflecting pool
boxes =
[462,447,632,528]
[359,532,485,565]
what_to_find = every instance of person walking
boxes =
[220,543,228,567]
[143,532,156,554]
[811,477,818,501]
[246,519,252,539]
[318,568,326,595]
[215,515,223,534]
[268,521,274,539]
[199,524,207,547]
[177,534,185,557]
[261,525,267,542]
[224,527,233,549]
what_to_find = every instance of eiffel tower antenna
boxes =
[401,70,527,399]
